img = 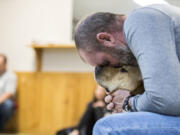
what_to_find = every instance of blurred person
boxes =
[56,85,108,135]
[0,54,17,131]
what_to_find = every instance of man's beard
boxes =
[107,44,138,67]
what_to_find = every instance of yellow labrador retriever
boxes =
[95,66,144,96]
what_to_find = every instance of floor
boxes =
[0,133,50,135]
[0,134,35,135]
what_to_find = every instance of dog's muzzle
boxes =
[95,66,111,93]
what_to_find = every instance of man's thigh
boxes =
[93,112,180,135]
[0,99,14,116]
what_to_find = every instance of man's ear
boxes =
[96,32,115,47]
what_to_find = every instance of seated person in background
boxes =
[57,85,108,135]
[0,54,17,131]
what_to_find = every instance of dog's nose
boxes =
[95,66,103,75]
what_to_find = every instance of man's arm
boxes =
[1,72,17,104]
[124,8,180,115]
[76,103,94,130]
[0,93,13,104]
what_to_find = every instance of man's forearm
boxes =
[0,93,13,104]
[129,94,159,112]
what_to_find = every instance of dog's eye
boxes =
[105,88,110,93]
[120,68,127,73]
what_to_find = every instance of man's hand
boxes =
[93,100,105,108]
[0,93,12,104]
[105,90,130,113]
[69,129,79,135]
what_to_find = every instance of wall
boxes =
[73,0,180,21]
[1,0,180,72]
[73,0,139,20]
[0,0,80,71]
[42,48,93,72]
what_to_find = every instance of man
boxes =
[75,4,180,135]
[0,54,17,131]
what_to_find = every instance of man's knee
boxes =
[93,118,105,135]
[93,116,113,135]
[0,99,14,114]
[93,113,144,135]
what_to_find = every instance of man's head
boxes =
[75,12,137,67]
[0,54,7,75]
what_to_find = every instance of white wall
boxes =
[1,0,180,72]
[73,0,180,21]
[0,0,86,71]
[42,48,93,71]
[73,0,139,20]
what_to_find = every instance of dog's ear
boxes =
[130,82,144,96]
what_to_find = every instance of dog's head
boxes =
[95,66,142,93]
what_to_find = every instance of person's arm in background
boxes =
[76,102,94,130]
[124,8,180,115]
[70,102,94,135]
[0,93,13,104]
[0,73,17,104]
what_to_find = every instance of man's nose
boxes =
[95,66,103,75]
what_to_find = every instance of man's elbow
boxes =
[134,93,180,116]
[3,93,13,100]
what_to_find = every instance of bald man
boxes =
[0,54,17,131]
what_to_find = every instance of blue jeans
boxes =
[93,112,180,135]
[0,99,14,131]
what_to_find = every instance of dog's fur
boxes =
[95,66,144,96]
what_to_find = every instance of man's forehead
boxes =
[79,49,96,66]
[78,49,89,62]
[79,49,106,66]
